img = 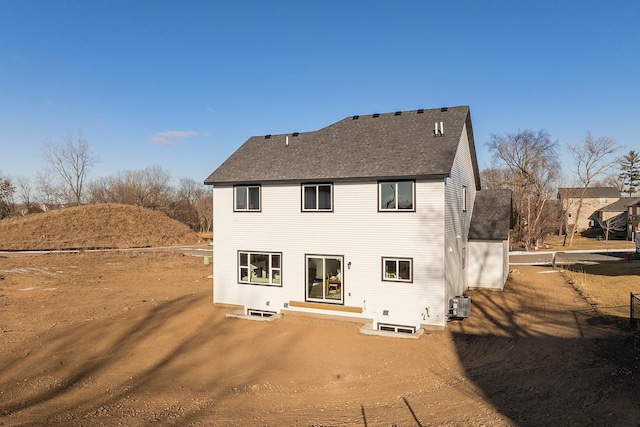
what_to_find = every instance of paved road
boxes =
[510,249,638,265]
[3,244,636,266]
[0,244,213,258]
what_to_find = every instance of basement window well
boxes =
[378,323,416,334]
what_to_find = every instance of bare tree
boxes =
[35,171,64,207]
[567,132,621,246]
[86,177,111,204]
[594,173,624,192]
[195,185,213,232]
[14,175,41,214]
[480,167,513,190]
[174,178,213,232]
[86,166,173,212]
[0,175,15,218]
[487,129,561,250]
[41,131,99,205]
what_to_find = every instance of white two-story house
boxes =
[204,106,510,333]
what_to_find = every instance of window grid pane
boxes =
[318,185,331,210]
[398,260,411,280]
[304,186,316,210]
[380,183,396,210]
[248,187,260,210]
[236,187,247,210]
[397,181,413,210]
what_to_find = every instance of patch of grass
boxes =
[562,261,640,326]
[542,233,635,251]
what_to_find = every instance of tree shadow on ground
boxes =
[450,267,640,426]
[0,293,303,425]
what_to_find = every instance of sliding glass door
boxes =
[306,255,343,304]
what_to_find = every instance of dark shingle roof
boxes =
[205,106,480,188]
[557,187,621,199]
[468,190,512,240]
[597,197,640,212]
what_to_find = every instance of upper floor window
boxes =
[235,185,260,211]
[379,181,414,211]
[302,183,332,211]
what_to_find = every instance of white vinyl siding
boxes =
[213,179,447,328]
[443,122,476,304]
[468,240,508,290]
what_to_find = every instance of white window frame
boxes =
[302,183,333,211]
[238,251,282,286]
[378,181,415,211]
[305,254,344,304]
[382,257,413,282]
[234,185,261,212]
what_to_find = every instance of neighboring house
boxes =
[590,197,640,235]
[557,187,621,233]
[627,200,640,240]
[204,106,511,333]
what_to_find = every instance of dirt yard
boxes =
[1,251,639,426]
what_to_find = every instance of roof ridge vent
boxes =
[394,111,402,116]
[417,109,424,114]
[292,132,299,136]
[352,115,359,120]
[441,107,448,112]
[265,134,272,139]
[372,113,380,118]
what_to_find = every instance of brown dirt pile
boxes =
[0,204,200,250]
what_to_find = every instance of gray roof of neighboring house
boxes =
[468,189,512,240]
[597,197,640,212]
[204,106,480,189]
[557,187,621,199]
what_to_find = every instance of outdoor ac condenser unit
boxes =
[451,296,471,318]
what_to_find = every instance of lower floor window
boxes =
[239,251,281,286]
[306,254,343,303]
[382,257,412,282]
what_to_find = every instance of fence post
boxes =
[632,293,638,330]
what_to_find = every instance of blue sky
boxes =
[1,0,638,187]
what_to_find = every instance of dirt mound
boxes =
[0,204,200,250]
